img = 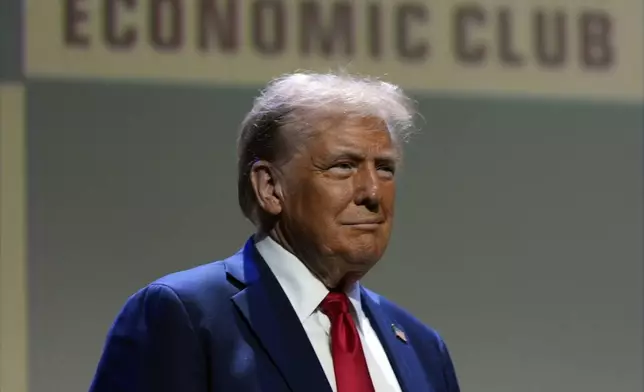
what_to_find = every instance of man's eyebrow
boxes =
[330,149,398,163]
[375,153,398,164]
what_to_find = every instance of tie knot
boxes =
[320,292,350,319]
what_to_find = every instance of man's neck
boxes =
[256,229,355,290]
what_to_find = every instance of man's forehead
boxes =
[314,115,389,132]
[286,115,400,162]
[317,123,395,152]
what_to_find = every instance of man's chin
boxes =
[342,247,385,269]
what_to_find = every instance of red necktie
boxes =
[320,292,376,392]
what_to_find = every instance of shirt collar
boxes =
[255,235,364,323]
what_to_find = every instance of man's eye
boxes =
[378,165,395,176]
[328,162,355,174]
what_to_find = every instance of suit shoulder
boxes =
[141,250,243,304]
[117,252,243,323]
[152,259,228,293]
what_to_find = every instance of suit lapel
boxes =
[361,288,435,392]
[226,239,332,392]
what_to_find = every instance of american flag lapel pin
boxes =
[392,324,407,343]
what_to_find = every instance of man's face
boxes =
[278,117,398,284]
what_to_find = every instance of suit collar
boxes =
[225,238,332,392]
[255,235,328,323]
[255,235,365,324]
[223,238,260,286]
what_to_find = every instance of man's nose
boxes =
[354,166,380,211]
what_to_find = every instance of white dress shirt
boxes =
[255,236,403,392]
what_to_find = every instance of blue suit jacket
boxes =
[89,238,460,392]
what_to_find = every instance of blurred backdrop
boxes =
[1,1,643,391]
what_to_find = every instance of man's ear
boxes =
[249,160,284,216]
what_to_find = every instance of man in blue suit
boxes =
[89,72,460,392]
